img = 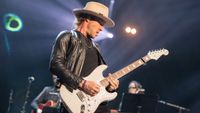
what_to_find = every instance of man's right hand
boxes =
[79,80,100,96]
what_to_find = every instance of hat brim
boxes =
[73,9,115,28]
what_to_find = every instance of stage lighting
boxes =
[130,28,137,35]
[125,26,137,35]
[3,13,23,32]
[125,27,131,33]
[107,33,114,38]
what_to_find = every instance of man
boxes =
[31,76,61,113]
[31,86,60,113]
[128,81,145,94]
[117,81,145,112]
[50,1,119,113]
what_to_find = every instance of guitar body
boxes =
[60,65,118,113]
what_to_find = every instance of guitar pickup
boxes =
[76,91,85,102]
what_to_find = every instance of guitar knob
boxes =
[81,105,85,113]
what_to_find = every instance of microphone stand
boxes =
[137,106,142,113]
[7,89,14,113]
[158,100,190,113]
[118,92,125,112]
[20,77,34,113]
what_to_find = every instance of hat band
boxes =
[78,13,106,26]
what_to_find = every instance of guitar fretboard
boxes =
[100,55,151,87]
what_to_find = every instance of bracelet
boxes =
[82,80,87,90]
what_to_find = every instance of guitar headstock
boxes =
[148,48,169,60]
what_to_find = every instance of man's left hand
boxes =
[106,74,119,91]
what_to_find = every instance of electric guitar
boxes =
[31,100,58,113]
[60,49,169,113]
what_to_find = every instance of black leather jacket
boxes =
[50,30,105,89]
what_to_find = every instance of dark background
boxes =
[1,0,200,113]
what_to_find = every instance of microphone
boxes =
[137,88,145,94]
[28,76,35,82]
[138,88,145,92]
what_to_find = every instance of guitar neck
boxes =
[100,55,151,87]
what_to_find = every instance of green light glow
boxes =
[3,13,23,32]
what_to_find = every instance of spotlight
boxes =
[95,30,114,41]
[125,26,137,35]
[125,27,131,33]
[3,13,23,32]
[107,33,114,38]
[130,28,137,35]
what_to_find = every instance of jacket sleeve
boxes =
[49,31,83,89]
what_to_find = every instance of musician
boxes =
[128,81,145,94]
[31,86,60,113]
[50,1,119,113]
